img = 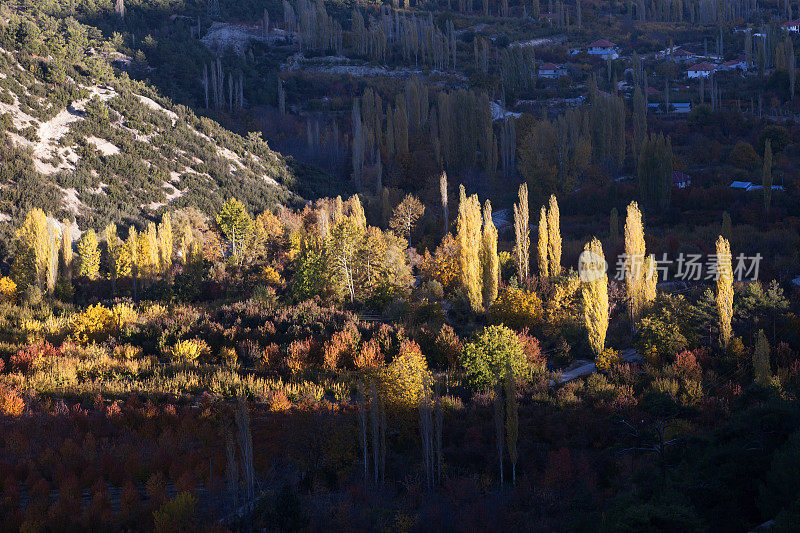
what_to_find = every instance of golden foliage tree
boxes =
[158,213,173,276]
[716,235,733,348]
[77,229,100,280]
[547,194,561,276]
[457,185,483,312]
[537,205,548,278]
[60,219,72,281]
[513,183,530,282]
[12,208,50,290]
[389,194,425,239]
[581,238,609,357]
[624,202,647,323]
[481,200,499,309]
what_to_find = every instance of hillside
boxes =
[0,10,321,259]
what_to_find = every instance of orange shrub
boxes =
[286,338,318,376]
[323,322,361,370]
[354,339,384,369]
[0,386,24,416]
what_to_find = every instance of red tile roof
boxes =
[540,63,559,70]
[687,62,717,71]
[589,39,615,48]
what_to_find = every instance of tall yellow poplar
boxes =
[348,194,367,228]
[457,185,483,312]
[644,254,658,304]
[46,219,59,293]
[513,184,530,282]
[139,222,159,280]
[581,237,609,356]
[547,195,561,276]
[76,229,100,280]
[624,202,646,323]
[537,205,548,278]
[128,226,139,297]
[158,213,173,276]
[12,208,50,290]
[60,219,72,281]
[716,235,733,348]
[481,200,499,309]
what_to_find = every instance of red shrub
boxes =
[10,341,59,373]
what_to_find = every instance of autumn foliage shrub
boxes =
[354,338,384,369]
[286,338,319,376]
[170,339,211,365]
[488,287,544,330]
[378,340,430,407]
[0,384,24,415]
[323,322,361,370]
[10,340,58,373]
[70,304,117,344]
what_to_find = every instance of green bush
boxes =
[460,325,525,390]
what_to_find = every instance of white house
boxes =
[587,39,619,59]
[720,58,747,72]
[538,62,567,79]
[782,20,800,32]
[687,62,717,78]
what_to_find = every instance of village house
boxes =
[670,48,697,63]
[687,62,717,78]
[587,39,619,59]
[538,63,567,79]
[720,58,748,72]
[782,20,800,32]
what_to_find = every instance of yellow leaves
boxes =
[0,276,17,302]
[76,229,100,280]
[716,235,733,348]
[488,287,544,330]
[377,340,430,408]
[420,233,459,291]
[70,304,117,345]
[595,348,620,372]
[581,237,609,356]
[170,339,210,365]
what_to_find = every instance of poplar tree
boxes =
[716,235,733,348]
[504,367,519,486]
[482,200,499,309]
[158,213,173,277]
[547,195,561,276]
[141,223,159,280]
[347,194,367,228]
[753,330,771,386]
[513,184,530,282]
[582,237,609,356]
[105,223,121,296]
[128,227,138,299]
[12,208,50,290]
[624,202,646,323]
[440,171,448,236]
[644,254,658,304]
[77,229,100,280]
[762,139,773,212]
[609,207,619,244]
[60,219,72,282]
[537,206,548,278]
[46,220,59,294]
[457,185,483,312]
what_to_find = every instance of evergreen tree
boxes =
[716,235,733,348]
[457,186,483,312]
[77,229,100,280]
[547,195,561,276]
[481,200,499,309]
[581,237,609,356]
